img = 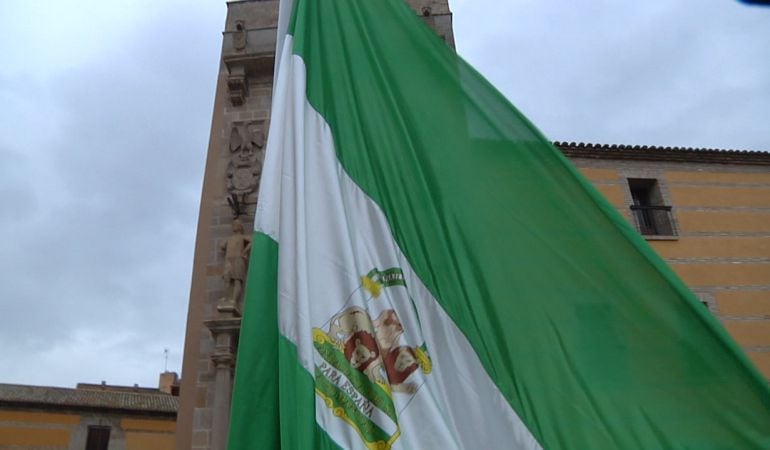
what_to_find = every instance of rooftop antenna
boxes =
[163,348,169,372]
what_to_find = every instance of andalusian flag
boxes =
[228,0,770,448]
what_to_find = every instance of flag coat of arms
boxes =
[227,0,770,448]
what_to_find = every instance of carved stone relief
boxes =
[227,68,247,106]
[226,121,266,205]
[233,20,247,51]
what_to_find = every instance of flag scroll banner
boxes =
[228,0,770,448]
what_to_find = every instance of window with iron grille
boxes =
[628,178,676,236]
[85,426,110,450]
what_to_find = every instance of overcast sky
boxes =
[0,0,768,389]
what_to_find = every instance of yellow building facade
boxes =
[0,379,177,450]
[561,142,770,380]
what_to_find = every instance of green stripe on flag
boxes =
[228,233,279,450]
[228,233,343,450]
[277,336,343,450]
[287,0,770,448]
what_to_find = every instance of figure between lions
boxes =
[327,306,429,393]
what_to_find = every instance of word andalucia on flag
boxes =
[227,0,770,448]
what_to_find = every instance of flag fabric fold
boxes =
[228,0,770,448]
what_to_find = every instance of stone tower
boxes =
[176,1,455,449]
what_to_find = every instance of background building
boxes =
[0,372,178,450]
[563,142,770,377]
[178,1,770,449]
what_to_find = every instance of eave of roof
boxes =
[0,383,178,416]
[555,142,770,166]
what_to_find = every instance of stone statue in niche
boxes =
[226,121,266,199]
[233,20,247,51]
[220,219,252,304]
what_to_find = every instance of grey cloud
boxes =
[453,0,770,149]
[0,2,222,388]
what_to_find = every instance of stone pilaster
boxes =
[205,316,241,450]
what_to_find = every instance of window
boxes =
[628,178,676,236]
[85,426,110,450]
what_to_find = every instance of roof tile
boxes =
[0,383,178,414]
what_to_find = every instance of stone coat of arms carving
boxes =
[226,121,266,196]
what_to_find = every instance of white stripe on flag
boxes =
[255,35,543,450]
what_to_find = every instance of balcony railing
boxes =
[630,205,676,236]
